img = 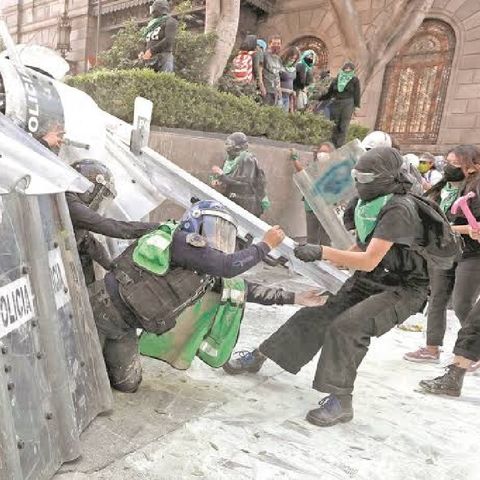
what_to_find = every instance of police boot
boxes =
[419,364,467,397]
[223,349,266,375]
[306,394,354,427]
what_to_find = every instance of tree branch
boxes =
[364,0,434,84]
[328,0,369,65]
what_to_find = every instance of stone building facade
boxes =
[2,0,480,152]
[259,0,480,152]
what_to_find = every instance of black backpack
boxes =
[407,194,463,269]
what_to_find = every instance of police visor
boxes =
[200,211,237,254]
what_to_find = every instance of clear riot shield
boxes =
[293,140,365,250]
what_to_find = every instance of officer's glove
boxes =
[294,244,323,262]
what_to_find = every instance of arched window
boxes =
[376,19,455,144]
[289,36,329,71]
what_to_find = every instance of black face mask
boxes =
[444,164,465,182]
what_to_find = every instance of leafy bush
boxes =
[97,18,216,84]
[67,69,335,145]
[347,122,370,142]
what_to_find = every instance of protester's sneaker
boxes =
[222,349,266,375]
[306,394,354,427]
[419,364,467,397]
[404,347,440,364]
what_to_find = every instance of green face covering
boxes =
[222,150,249,175]
[418,162,431,175]
[354,194,393,243]
[337,69,355,93]
[439,182,460,214]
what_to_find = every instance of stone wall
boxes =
[259,0,480,153]
[149,128,315,239]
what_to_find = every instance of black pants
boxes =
[259,275,427,396]
[454,297,480,361]
[426,266,456,346]
[330,98,355,148]
[426,257,480,346]
[305,210,331,246]
[89,277,143,393]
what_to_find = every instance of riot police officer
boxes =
[139,0,179,73]
[68,159,158,285]
[211,132,266,217]
[89,200,323,393]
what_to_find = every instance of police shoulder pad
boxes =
[186,233,207,248]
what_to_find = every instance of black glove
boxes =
[294,244,323,262]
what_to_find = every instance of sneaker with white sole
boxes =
[404,347,440,364]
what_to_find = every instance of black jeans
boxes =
[330,98,355,148]
[426,266,456,346]
[454,297,480,361]
[260,275,427,396]
[305,210,331,246]
[426,257,480,346]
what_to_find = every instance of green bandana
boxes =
[354,194,393,243]
[301,50,316,72]
[222,150,249,175]
[439,182,460,214]
[337,69,355,93]
[142,15,167,39]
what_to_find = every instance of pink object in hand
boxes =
[451,192,480,229]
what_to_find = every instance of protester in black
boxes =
[320,62,361,147]
[224,148,456,427]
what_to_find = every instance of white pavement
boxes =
[56,266,480,480]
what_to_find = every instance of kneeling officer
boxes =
[90,200,321,392]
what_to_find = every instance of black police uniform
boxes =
[66,192,158,285]
[218,152,263,217]
[89,230,295,392]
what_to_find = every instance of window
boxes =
[376,19,455,144]
[288,36,329,71]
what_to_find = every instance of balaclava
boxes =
[354,147,413,201]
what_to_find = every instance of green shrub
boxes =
[68,69,335,145]
[347,122,370,142]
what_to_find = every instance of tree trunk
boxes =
[205,0,241,85]
[328,0,434,88]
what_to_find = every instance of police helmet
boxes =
[150,0,170,16]
[180,200,238,254]
[225,132,248,157]
[71,159,116,209]
[361,131,392,151]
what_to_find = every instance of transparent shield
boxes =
[293,140,365,249]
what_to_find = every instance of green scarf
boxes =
[354,194,393,243]
[222,150,249,176]
[300,50,316,72]
[337,69,355,93]
[439,182,460,214]
[142,15,167,39]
